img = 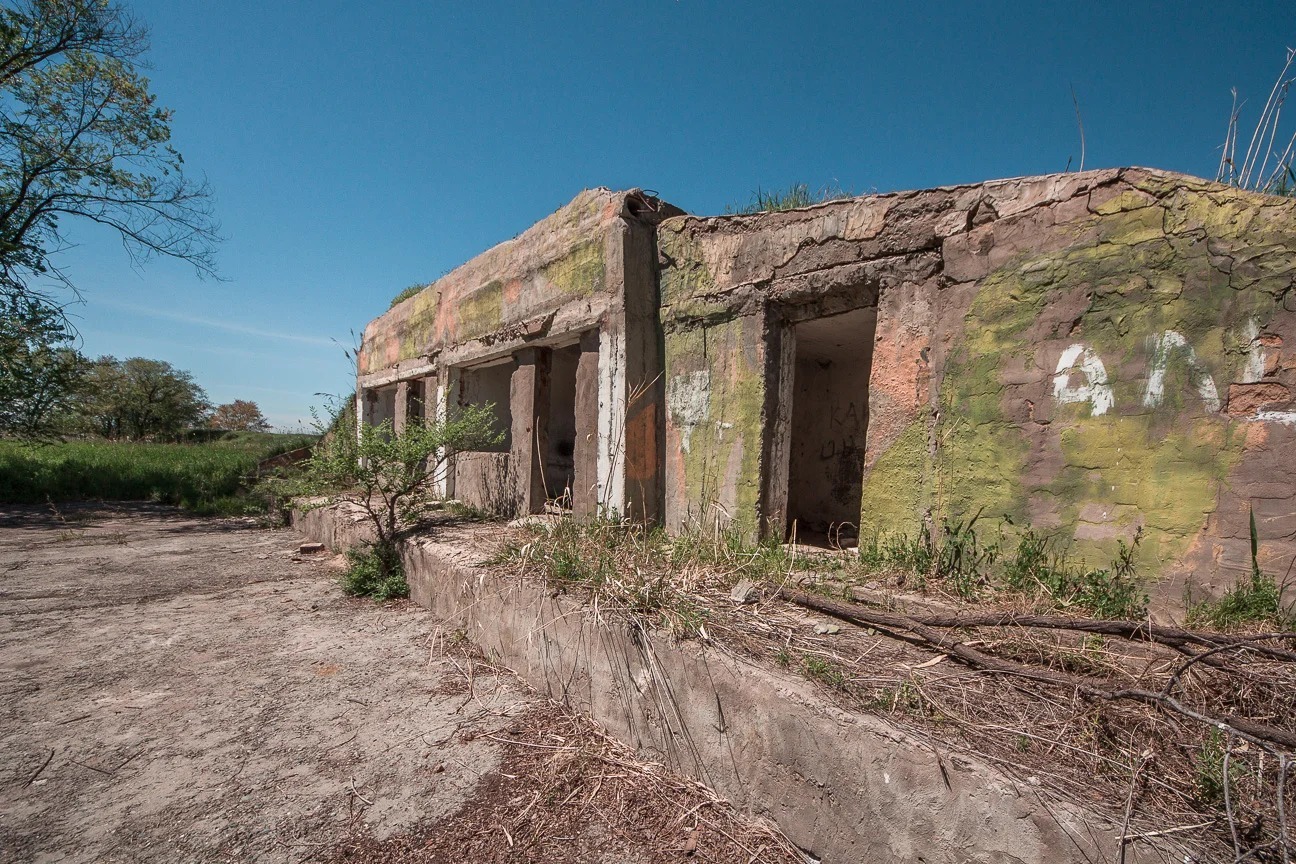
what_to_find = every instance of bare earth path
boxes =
[0,504,538,863]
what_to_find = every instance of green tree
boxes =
[281,406,501,598]
[78,355,209,439]
[209,399,271,432]
[0,293,84,436]
[0,0,218,438]
[0,0,217,297]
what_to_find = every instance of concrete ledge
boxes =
[294,505,1162,863]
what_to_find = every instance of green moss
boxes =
[1051,416,1245,570]
[398,288,440,361]
[543,239,605,298]
[898,184,1295,580]
[455,280,503,342]
[658,226,716,309]
[666,316,766,537]
[858,419,930,536]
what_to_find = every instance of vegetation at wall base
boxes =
[504,514,1150,623]
[0,432,314,515]
[341,543,409,601]
[1187,507,1294,630]
[856,518,1149,619]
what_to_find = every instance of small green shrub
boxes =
[801,655,848,690]
[388,283,428,308]
[1188,507,1293,629]
[341,543,408,601]
[1194,728,1233,808]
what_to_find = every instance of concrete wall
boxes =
[452,452,510,513]
[292,504,1170,864]
[658,168,1296,603]
[358,189,682,520]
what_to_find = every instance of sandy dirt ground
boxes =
[0,505,798,864]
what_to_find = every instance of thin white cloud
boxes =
[99,301,341,348]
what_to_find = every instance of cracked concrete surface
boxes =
[0,505,532,863]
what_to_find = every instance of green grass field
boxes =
[0,432,316,515]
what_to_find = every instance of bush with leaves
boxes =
[279,404,501,599]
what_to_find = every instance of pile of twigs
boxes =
[495,521,1296,863]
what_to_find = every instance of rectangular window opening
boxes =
[458,360,513,452]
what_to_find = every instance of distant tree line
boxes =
[1,342,272,440]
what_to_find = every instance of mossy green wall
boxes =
[857,179,1296,576]
[663,314,766,536]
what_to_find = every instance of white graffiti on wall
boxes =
[1051,320,1296,425]
[1053,344,1115,416]
[666,370,711,453]
[1141,330,1221,414]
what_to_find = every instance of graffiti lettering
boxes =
[1049,320,1294,424]
[1142,330,1220,413]
[1053,344,1114,416]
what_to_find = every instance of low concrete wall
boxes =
[294,506,1161,863]
[453,451,511,513]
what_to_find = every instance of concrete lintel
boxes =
[358,357,437,391]
[436,303,610,371]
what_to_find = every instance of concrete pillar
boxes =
[573,329,600,520]
[761,318,796,540]
[435,369,456,500]
[597,217,663,522]
[509,347,551,515]
[393,380,410,434]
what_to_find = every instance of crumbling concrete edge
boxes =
[292,504,1163,864]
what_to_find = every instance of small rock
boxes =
[813,623,841,635]
[256,554,268,560]
[730,580,760,604]
[298,542,325,554]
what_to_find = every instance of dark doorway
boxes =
[544,343,580,508]
[786,307,877,545]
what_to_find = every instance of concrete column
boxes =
[435,369,456,500]
[761,318,796,540]
[573,329,600,520]
[393,380,410,434]
[509,347,551,515]
[597,217,663,522]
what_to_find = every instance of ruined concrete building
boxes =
[358,168,1296,602]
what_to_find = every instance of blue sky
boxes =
[41,1,1294,429]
